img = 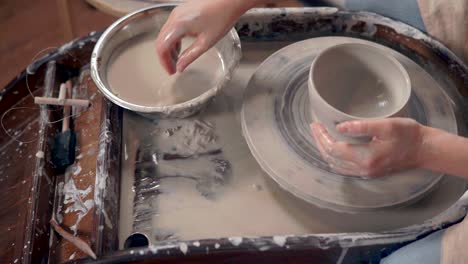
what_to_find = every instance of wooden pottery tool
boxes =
[35,80,89,170]
[52,81,76,170]
[34,84,90,107]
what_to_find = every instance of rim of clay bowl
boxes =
[90,4,242,115]
[308,42,411,120]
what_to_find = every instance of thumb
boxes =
[336,119,393,138]
[155,25,187,75]
[176,36,209,73]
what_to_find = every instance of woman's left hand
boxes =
[310,118,425,178]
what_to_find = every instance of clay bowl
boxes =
[308,43,411,143]
[91,4,241,118]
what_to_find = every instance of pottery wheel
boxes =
[241,37,458,213]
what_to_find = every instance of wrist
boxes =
[415,124,431,169]
[416,125,442,170]
[228,0,255,15]
[213,0,252,28]
[230,0,279,13]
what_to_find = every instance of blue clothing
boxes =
[300,0,426,31]
[381,230,443,264]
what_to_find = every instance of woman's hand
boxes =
[155,0,250,75]
[310,118,425,178]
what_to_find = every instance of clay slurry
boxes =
[106,33,225,107]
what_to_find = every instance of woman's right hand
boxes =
[310,118,426,178]
[155,0,250,75]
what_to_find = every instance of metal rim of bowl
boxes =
[90,4,242,114]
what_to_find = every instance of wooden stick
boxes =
[62,81,73,132]
[50,218,97,259]
[34,97,90,107]
[65,80,73,91]
[58,83,67,102]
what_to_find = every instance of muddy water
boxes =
[107,33,224,107]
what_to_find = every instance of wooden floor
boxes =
[0,0,115,89]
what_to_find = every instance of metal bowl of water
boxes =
[91,4,241,118]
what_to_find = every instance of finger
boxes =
[328,160,368,177]
[156,26,187,75]
[310,123,362,163]
[310,123,333,161]
[311,123,374,177]
[312,141,367,177]
[313,132,332,162]
[331,142,372,164]
[155,42,177,75]
[336,119,393,138]
[176,36,209,72]
[317,141,367,175]
[170,41,181,65]
[310,123,349,173]
[310,123,336,151]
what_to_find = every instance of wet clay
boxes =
[106,33,225,107]
[119,42,466,246]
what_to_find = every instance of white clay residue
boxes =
[179,243,188,255]
[149,244,158,254]
[95,119,111,208]
[72,164,82,176]
[102,209,113,229]
[62,176,94,235]
[35,151,44,159]
[228,237,243,246]
[259,246,270,251]
[273,236,287,247]
[107,33,225,107]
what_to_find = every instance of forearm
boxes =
[418,126,468,178]
[240,0,285,8]
[208,0,284,33]
[227,0,285,16]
